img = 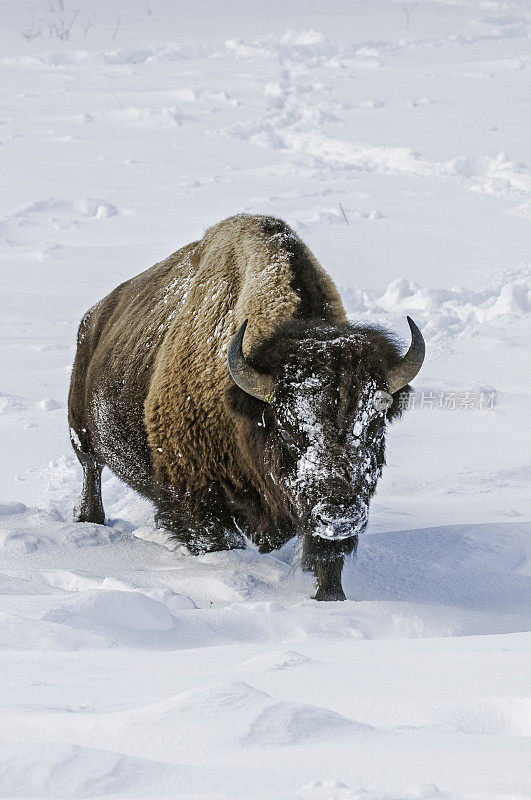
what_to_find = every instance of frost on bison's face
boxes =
[264,327,402,540]
[273,366,388,542]
[227,319,415,600]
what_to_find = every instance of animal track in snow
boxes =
[0,392,27,415]
[339,264,531,348]
[0,198,118,244]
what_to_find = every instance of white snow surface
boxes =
[0,0,530,797]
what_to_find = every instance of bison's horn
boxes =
[387,316,425,395]
[227,320,275,403]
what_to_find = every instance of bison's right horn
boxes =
[227,320,275,403]
[387,316,426,395]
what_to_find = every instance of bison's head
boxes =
[227,318,424,543]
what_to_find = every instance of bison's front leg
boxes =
[301,534,358,601]
[155,495,245,555]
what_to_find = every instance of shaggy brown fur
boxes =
[69,213,408,600]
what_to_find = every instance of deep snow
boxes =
[0,0,530,798]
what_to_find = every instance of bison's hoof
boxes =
[313,587,346,602]
[73,507,105,525]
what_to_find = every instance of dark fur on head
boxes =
[226,318,410,552]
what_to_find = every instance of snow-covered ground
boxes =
[1,0,530,797]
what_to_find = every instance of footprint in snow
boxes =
[38,398,61,411]
[236,649,311,672]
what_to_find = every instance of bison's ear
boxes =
[387,317,425,395]
[227,320,275,403]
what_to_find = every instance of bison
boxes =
[68,214,424,601]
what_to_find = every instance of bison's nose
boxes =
[311,501,368,540]
[313,507,336,527]
[311,496,349,524]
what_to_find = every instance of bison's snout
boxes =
[310,501,367,541]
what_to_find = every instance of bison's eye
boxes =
[373,389,393,412]
[279,428,294,443]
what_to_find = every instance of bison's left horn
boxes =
[227,320,275,403]
[387,316,426,395]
